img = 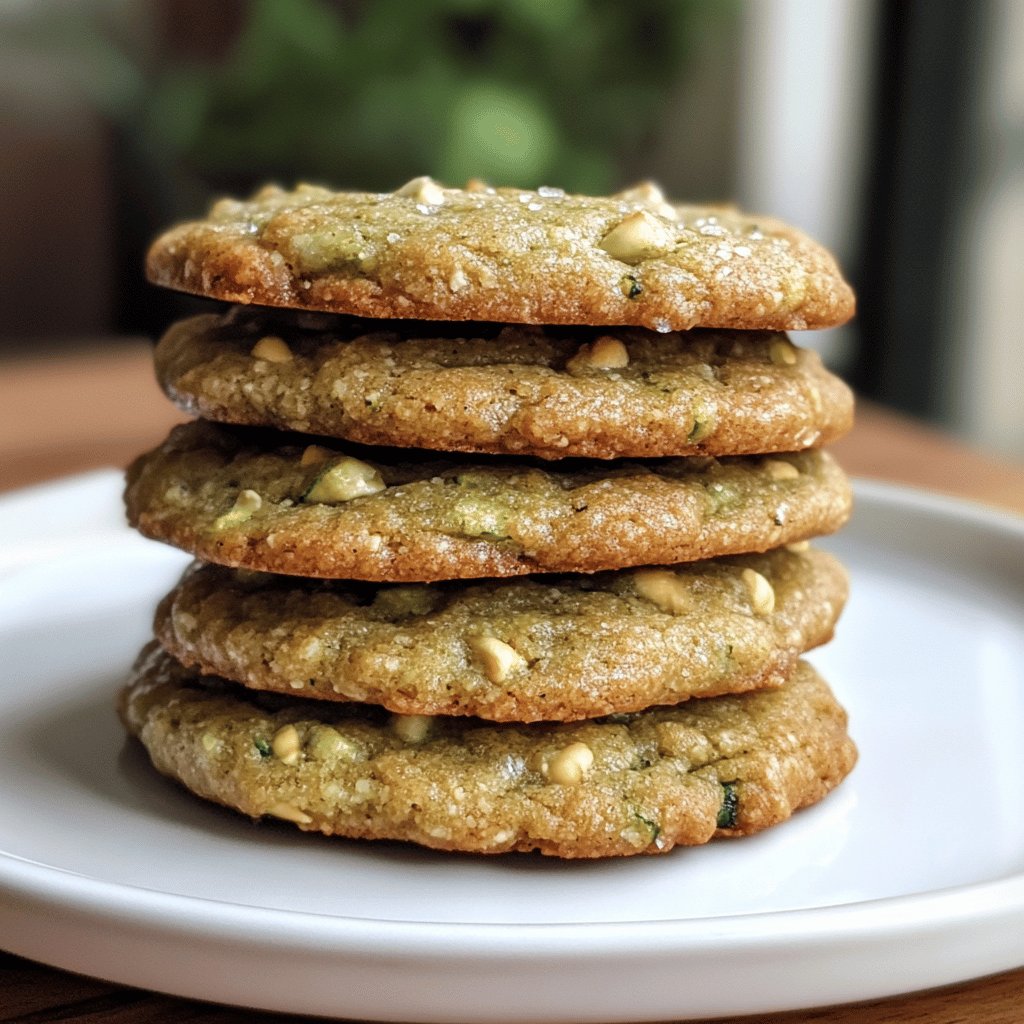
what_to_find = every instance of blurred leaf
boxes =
[550,144,614,194]
[504,0,584,34]
[441,81,557,186]
[228,0,348,89]
[100,0,740,196]
[143,67,210,155]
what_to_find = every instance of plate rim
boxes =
[4,843,1024,948]
[2,473,1024,1020]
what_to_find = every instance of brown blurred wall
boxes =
[0,67,115,345]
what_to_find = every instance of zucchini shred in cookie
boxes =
[123,176,857,857]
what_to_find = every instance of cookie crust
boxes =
[121,644,857,858]
[155,547,847,721]
[146,182,854,332]
[124,421,853,581]
[155,311,853,460]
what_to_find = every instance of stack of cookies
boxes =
[121,178,857,858]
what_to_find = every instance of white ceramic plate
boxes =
[1,471,1023,1022]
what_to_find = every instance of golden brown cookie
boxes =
[121,644,857,858]
[155,310,853,460]
[124,421,853,581]
[146,180,854,332]
[154,547,848,721]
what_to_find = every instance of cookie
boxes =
[124,421,853,581]
[155,310,853,460]
[145,180,854,332]
[154,547,847,721]
[121,644,857,858]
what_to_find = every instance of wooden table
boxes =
[2,341,1023,1023]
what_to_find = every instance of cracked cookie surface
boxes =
[146,181,854,332]
[155,547,847,721]
[124,420,853,581]
[121,644,857,858]
[155,310,853,460]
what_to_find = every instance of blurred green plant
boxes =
[151,0,728,194]
[16,0,732,197]
[2,0,736,333]
[4,0,733,193]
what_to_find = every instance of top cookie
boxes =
[146,179,855,332]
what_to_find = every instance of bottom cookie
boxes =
[120,644,856,859]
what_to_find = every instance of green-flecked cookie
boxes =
[124,420,853,582]
[155,310,853,460]
[121,644,857,858]
[145,179,854,332]
[154,547,847,722]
